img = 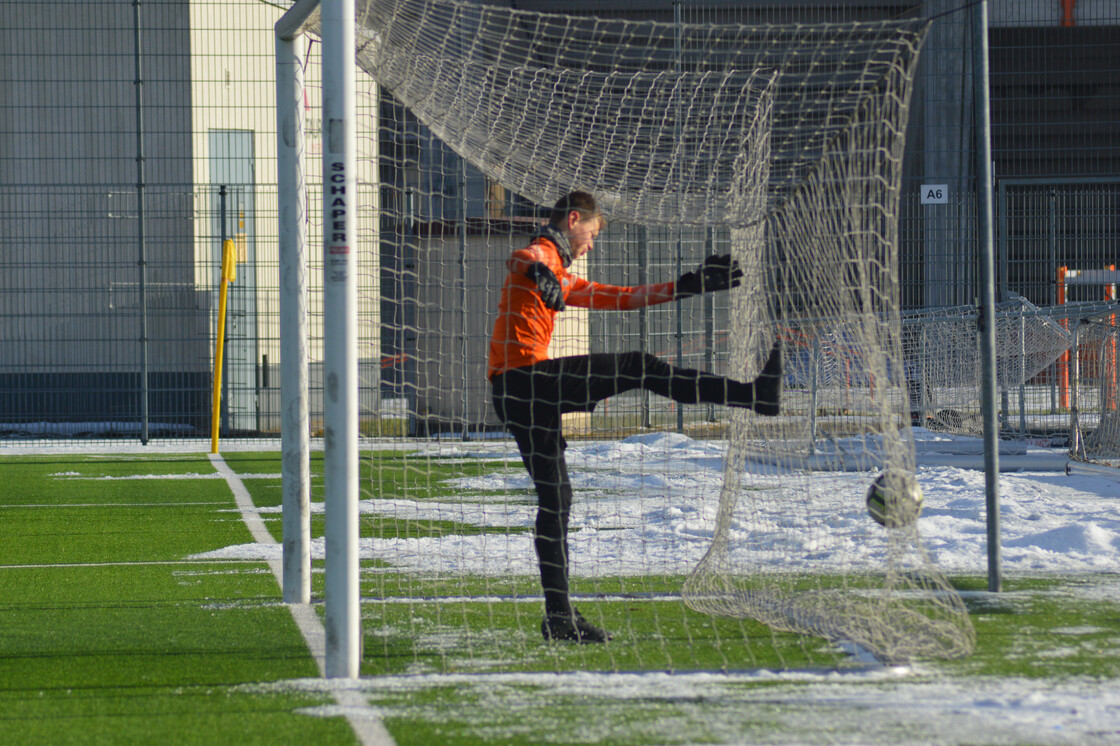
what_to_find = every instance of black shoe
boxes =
[541,608,611,644]
[752,339,782,416]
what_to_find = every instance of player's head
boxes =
[550,191,603,260]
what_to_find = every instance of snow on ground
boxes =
[19,433,1120,743]
[262,669,1120,746]
[190,429,1120,582]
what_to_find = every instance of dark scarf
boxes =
[533,223,573,268]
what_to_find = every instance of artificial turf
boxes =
[4,451,1118,745]
[0,455,357,745]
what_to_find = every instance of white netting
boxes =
[1075,314,1120,464]
[903,299,1073,436]
[318,0,974,665]
[324,1,928,227]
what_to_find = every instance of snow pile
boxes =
[190,431,1120,579]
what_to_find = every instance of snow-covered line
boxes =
[207,453,395,746]
[361,593,684,605]
[255,670,1120,745]
[50,472,282,481]
[253,664,915,695]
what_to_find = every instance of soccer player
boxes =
[488,191,782,643]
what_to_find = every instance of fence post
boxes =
[132,0,150,444]
[972,0,1001,593]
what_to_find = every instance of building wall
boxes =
[0,1,202,427]
[1,0,1115,434]
[911,0,1120,309]
[0,0,380,434]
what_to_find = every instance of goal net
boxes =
[1072,313,1120,466]
[903,298,1073,438]
[1062,269,1120,470]
[295,0,975,669]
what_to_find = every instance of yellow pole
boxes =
[211,240,238,453]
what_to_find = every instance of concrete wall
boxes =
[0,1,198,377]
[0,0,380,431]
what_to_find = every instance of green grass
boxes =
[948,576,1120,680]
[0,454,356,745]
[2,450,1119,745]
[353,572,1120,745]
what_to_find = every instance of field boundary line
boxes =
[0,559,264,570]
[0,502,228,509]
[208,453,396,746]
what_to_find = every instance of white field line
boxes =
[359,594,685,604]
[1,502,228,509]
[49,472,283,480]
[0,559,264,570]
[208,454,396,746]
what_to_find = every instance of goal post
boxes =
[281,0,977,673]
[319,0,362,681]
[275,0,317,609]
[276,0,363,678]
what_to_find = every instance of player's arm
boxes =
[506,244,551,277]
[565,253,743,310]
[508,245,565,311]
[565,276,675,310]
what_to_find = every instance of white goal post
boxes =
[276,0,362,679]
[275,0,316,611]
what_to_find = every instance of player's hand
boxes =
[675,254,743,298]
[526,261,565,311]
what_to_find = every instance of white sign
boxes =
[921,184,949,205]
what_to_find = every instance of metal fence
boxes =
[2,183,265,439]
[1,183,208,439]
[2,1,1118,443]
[899,179,1120,310]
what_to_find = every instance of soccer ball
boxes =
[866,470,923,528]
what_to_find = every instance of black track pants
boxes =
[490,352,757,616]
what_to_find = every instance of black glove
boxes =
[525,261,565,311]
[675,254,743,299]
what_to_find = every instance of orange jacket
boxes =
[488,236,676,378]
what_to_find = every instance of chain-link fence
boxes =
[2,1,1118,443]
